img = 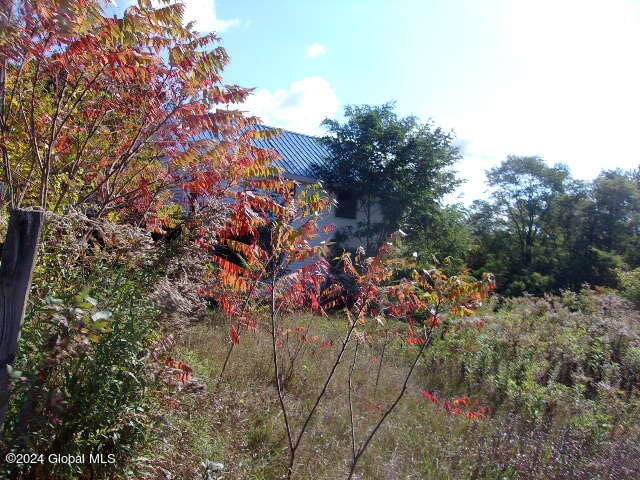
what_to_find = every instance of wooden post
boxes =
[0,208,44,429]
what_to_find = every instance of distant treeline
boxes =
[412,157,640,296]
[313,104,639,296]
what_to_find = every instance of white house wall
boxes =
[293,182,385,271]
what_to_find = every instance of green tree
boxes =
[469,160,640,295]
[545,182,624,290]
[468,156,570,294]
[589,170,640,266]
[406,204,472,274]
[486,156,569,270]
[467,199,513,288]
[313,103,460,253]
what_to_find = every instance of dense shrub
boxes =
[421,291,640,438]
[619,267,640,304]
[146,292,640,479]
[0,209,214,479]
[2,293,158,480]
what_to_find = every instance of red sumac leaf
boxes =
[421,390,439,404]
[230,325,240,345]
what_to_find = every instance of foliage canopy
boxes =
[313,103,461,253]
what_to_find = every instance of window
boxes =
[335,190,358,219]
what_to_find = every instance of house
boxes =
[250,126,383,252]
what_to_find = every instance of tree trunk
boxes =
[0,208,44,430]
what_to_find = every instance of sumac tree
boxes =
[208,175,495,478]
[0,0,257,223]
[0,0,279,432]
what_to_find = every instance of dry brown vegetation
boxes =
[142,292,640,480]
[145,313,436,479]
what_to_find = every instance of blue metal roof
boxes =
[192,125,330,180]
[250,125,329,180]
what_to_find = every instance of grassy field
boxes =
[142,291,640,480]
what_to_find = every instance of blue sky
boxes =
[116,0,640,203]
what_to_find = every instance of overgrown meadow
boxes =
[146,291,640,480]
[2,202,639,479]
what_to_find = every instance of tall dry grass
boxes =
[143,292,640,480]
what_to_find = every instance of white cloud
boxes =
[181,0,239,32]
[111,0,240,32]
[497,0,640,178]
[241,76,340,135]
[444,153,497,205]
[443,0,640,204]
[305,43,327,58]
